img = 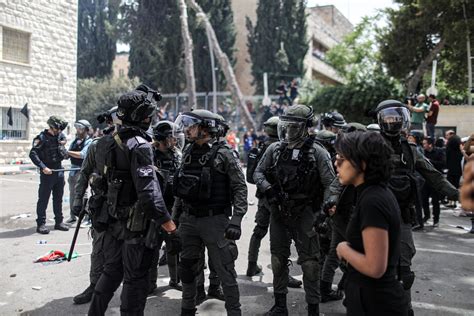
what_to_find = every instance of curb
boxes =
[0,166,38,176]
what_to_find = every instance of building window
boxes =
[119,69,125,77]
[312,39,328,61]
[0,107,28,140]
[1,26,31,64]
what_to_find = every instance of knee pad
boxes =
[271,255,287,277]
[399,267,415,290]
[253,225,268,239]
[179,258,200,283]
[301,260,319,282]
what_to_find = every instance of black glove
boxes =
[72,201,83,217]
[322,198,337,215]
[265,186,280,205]
[225,215,243,240]
[166,230,182,255]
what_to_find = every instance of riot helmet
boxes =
[366,123,381,132]
[321,112,346,132]
[408,129,424,145]
[174,109,219,142]
[47,116,67,131]
[116,84,162,130]
[263,116,279,138]
[278,104,313,145]
[215,114,230,139]
[315,130,336,148]
[374,100,410,137]
[153,120,184,150]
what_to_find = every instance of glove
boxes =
[166,230,182,255]
[322,198,337,215]
[225,215,243,240]
[264,186,280,205]
[72,201,83,217]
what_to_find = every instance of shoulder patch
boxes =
[137,166,154,177]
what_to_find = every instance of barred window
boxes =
[2,26,31,64]
[0,107,28,140]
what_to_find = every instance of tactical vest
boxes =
[387,138,416,223]
[36,131,64,166]
[105,134,137,220]
[246,138,276,185]
[154,148,181,208]
[269,138,322,202]
[174,142,231,209]
[69,137,89,166]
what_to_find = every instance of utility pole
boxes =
[206,26,217,113]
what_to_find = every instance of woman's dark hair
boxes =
[335,131,394,184]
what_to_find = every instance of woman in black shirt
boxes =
[334,131,408,316]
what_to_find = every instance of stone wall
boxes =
[0,0,77,164]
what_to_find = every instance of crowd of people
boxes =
[27,83,474,316]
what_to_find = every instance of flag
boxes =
[20,103,29,121]
[7,106,13,126]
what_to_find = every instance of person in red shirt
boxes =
[426,94,440,139]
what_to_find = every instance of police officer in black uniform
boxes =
[148,120,184,293]
[321,112,346,133]
[71,107,120,305]
[29,116,70,234]
[173,109,247,316]
[375,100,459,316]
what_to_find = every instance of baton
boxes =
[51,168,81,172]
[67,197,88,262]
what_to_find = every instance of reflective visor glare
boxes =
[74,123,85,130]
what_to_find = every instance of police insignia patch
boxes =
[138,167,153,177]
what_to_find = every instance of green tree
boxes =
[301,17,402,123]
[247,0,308,94]
[127,0,185,93]
[379,0,474,94]
[190,0,236,92]
[76,77,139,126]
[77,0,120,79]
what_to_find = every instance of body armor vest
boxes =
[37,131,63,167]
[69,137,88,166]
[387,138,416,223]
[174,143,230,209]
[154,148,181,209]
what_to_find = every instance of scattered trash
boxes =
[32,286,42,291]
[34,250,78,263]
[10,213,31,219]
[448,224,470,231]
[249,200,255,205]
[436,293,442,297]
[9,274,16,278]
[37,240,47,245]
[428,289,432,291]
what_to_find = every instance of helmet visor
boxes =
[278,119,306,143]
[174,114,202,141]
[377,107,410,136]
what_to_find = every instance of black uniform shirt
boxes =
[345,183,401,283]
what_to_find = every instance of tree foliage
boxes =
[127,0,185,93]
[77,0,120,79]
[76,77,139,126]
[126,0,236,94]
[301,17,402,123]
[379,0,474,93]
[247,0,308,94]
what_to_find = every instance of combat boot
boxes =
[288,275,302,288]
[308,303,319,316]
[54,222,69,231]
[195,284,206,305]
[73,283,95,304]
[266,293,288,316]
[246,261,262,277]
[320,280,343,302]
[36,224,50,234]
[181,308,197,316]
[207,284,225,301]
[169,280,182,291]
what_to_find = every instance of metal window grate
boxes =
[0,107,28,140]
[2,27,30,64]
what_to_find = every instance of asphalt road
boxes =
[1,172,473,315]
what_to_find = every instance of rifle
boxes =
[67,197,88,262]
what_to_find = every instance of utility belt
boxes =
[182,203,231,218]
[346,266,398,287]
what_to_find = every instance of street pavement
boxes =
[1,172,473,315]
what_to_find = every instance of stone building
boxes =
[0,0,77,164]
[304,5,353,85]
[112,51,129,79]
